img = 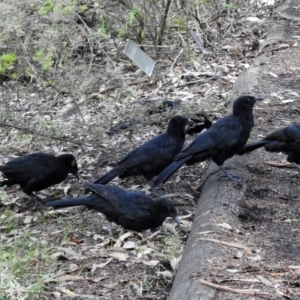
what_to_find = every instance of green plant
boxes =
[16,134,31,142]
[33,49,54,71]
[173,16,186,31]
[98,12,107,34]
[0,209,18,233]
[38,0,55,15]
[118,6,142,38]
[0,53,16,75]
[126,6,140,28]
[80,4,88,11]
[38,0,76,15]
[223,3,234,10]
[160,227,180,261]
[0,229,51,297]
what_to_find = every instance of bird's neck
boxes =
[167,128,186,141]
[233,109,254,123]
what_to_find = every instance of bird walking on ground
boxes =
[0,153,79,205]
[46,182,180,233]
[238,123,300,173]
[93,115,193,193]
[153,95,263,186]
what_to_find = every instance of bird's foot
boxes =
[227,173,242,182]
[219,165,242,182]
[149,182,165,197]
[107,221,113,235]
[31,194,47,207]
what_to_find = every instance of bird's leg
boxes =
[293,162,300,174]
[149,181,164,196]
[219,165,242,182]
[31,193,46,207]
[107,221,113,235]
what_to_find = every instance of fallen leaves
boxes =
[91,258,113,273]
[109,252,128,261]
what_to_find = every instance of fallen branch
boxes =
[0,122,85,146]
[199,279,269,296]
[170,48,183,74]
[177,76,217,88]
[263,161,295,168]
[198,238,252,255]
[187,28,208,54]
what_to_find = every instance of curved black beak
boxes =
[254,96,264,101]
[173,215,181,226]
[187,118,194,125]
[73,171,80,181]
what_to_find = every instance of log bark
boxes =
[168,156,248,300]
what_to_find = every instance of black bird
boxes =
[0,153,79,204]
[46,182,180,232]
[186,113,212,135]
[153,95,263,186]
[93,115,193,192]
[238,123,300,173]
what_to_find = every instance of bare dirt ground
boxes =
[203,48,300,299]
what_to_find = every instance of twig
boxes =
[187,28,208,54]
[157,0,172,46]
[198,238,252,255]
[170,48,183,74]
[263,161,295,168]
[0,123,85,146]
[177,76,217,88]
[199,279,269,296]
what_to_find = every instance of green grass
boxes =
[0,212,53,298]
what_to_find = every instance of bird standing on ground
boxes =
[238,123,300,173]
[46,182,180,232]
[153,95,263,186]
[0,153,79,204]
[93,115,193,192]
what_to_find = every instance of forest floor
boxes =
[0,0,300,299]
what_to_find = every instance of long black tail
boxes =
[93,167,121,185]
[45,196,95,209]
[238,140,268,155]
[153,156,191,187]
[0,179,13,187]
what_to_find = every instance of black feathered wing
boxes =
[94,133,182,184]
[85,182,155,220]
[177,116,244,159]
[118,133,180,167]
[0,153,68,188]
[154,116,245,186]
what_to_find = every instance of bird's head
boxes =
[58,154,80,181]
[232,95,264,115]
[158,197,181,226]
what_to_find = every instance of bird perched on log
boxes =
[46,182,180,233]
[0,153,79,205]
[153,95,263,186]
[93,115,193,193]
[238,123,300,173]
